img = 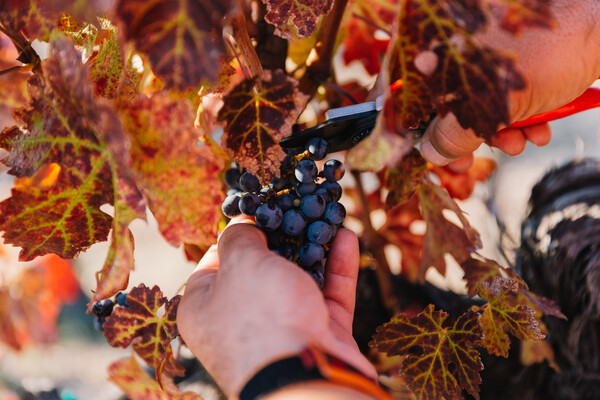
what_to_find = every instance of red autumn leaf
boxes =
[417,181,481,281]
[475,277,545,357]
[0,253,77,350]
[388,0,534,140]
[103,284,184,378]
[108,355,202,400]
[461,256,526,296]
[121,92,224,250]
[0,0,62,40]
[114,0,232,90]
[385,149,428,209]
[219,69,307,184]
[263,0,333,38]
[483,0,554,34]
[371,305,484,400]
[429,157,496,201]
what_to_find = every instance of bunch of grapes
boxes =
[90,291,128,331]
[221,138,346,288]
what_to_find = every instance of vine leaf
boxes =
[262,0,333,38]
[121,92,224,250]
[0,0,62,40]
[218,69,307,184]
[0,254,77,350]
[103,284,185,379]
[475,277,545,357]
[108,355,202,400]
[385,149,428,209]
[429,158,496,201]
[417,181,481,281]
[0,33,31,116]
[114,0,233,90]
[371,305,484,400]
[389,0,534,140]
[462,257,525,296]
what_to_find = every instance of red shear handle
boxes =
[510,87,600,128]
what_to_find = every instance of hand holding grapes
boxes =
[420,0,600,170]
[176,217,376,398]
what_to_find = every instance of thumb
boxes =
[217,219,270,271]
[420,113,485,166]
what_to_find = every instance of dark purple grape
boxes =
[282,209,308,235]
[255,203,283,231]
[225,167,242,189]
[275,192,297,211]
[299,242,325,267]
[116,292,128,307]
[329,223,338,238]
[323,160,345,182]
[296,181,317,197]
[222,194,241,217]
[307,220,332,244]
[93,316,105,331]
[307,269,325,289]
[92,299,114,317]
[305,137,329,161]
[239,193,261,215]
[323,202,346,225]
[310,261,325,275]
[269,177,287,191]
[314,187,332,203]
[239,172,261,193]
[319,181,342,202]
[295,159,318,183]
[300,194,326,219]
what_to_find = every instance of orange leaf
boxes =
[103,284,184,378]
[371,305,483,400]
[429,158,496,201]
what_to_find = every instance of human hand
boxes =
[176,217,376,397]
[420,0,600,170]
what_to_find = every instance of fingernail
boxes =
[420,141,452,166]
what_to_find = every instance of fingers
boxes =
[522,122,552,146]
[420,113,485,166]
[447,154,474,173]
[323,228,359,332]
[217,217,269,272]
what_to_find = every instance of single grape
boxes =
[295,159,318,183]
[305,137,329,161]
[224,167,242,189]
[314,187,332,203]
[275,192,297,212]
[299,242,325,267]
[116,292,128,307]
[92,298,114,317]
[255,203,283,231]
[282,209,308,235]
[269,177,288,191]
[296,181,317,197]
[307,220,332,245]
[323,201,346,225]
[239,172,261,193]
[222,194,241,217]
[300,194,326,219]
[323,160,345,182]
[93,316,105,331]
[319,181,342,202]
[239,193,261,215]
[310,261,325,275]
[329,223,338,238]
[307,269,325,289]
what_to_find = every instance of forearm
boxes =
[262,380,379,400]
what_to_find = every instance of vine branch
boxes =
[230,12,264,80]
[298,0,349,99]
[351,170,400,315]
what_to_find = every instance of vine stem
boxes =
[298,0,349,99]
[230,11,264,80]
[351,170,400,315]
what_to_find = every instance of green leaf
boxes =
[371,305,484,400]
[218,69,307,184]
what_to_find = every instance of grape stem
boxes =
[351,170,400,315]
[230,11,265,80]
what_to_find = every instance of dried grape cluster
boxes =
[91,292,128,331]
[222,138,346,288]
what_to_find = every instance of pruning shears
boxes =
[280,86,600,152]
